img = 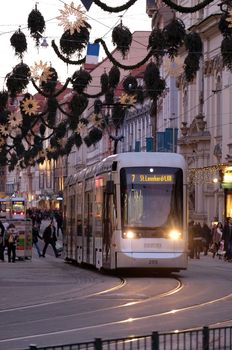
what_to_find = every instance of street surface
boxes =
[1,225,232,350]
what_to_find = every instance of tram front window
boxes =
[120,167,183,236]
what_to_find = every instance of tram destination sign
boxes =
[129,174,174,184]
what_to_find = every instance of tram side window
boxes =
[77,182,83,236]
[84,179,94,237]
[95,177,104,237]
[70,195,76,234]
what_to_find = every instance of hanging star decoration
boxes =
[76,121,87,137]
[8,112,22,129]
[0,125,9,137]
[57,2,88,34]
[21,96,40,116]
[226,9,232,28]
[30,60,50,82]
[119,93,136,106]
[163,56,184,77]
[90,113,103,128]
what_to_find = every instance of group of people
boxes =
[0,219,62,262]
[189,218,232,261]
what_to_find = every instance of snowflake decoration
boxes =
[163,56,184,77]
[76,121,87,137]
[0,137,5,147]
[21,96,39,116]
[226,10,232,28]
[119,93,136,106]
[57,2,87,34]
[8,112,22,128]
[0,125,9,136]
[90,113,103,128]
[30,60,49,81]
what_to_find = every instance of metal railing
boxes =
[27,325,232,350]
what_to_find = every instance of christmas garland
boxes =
[95,38,153,70]
[162,0,215,13]
[51,40,86,65]
[93,0,138,12]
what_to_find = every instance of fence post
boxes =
[29,345,38,350]
[94,338,103,350]
[203,326,209,350]
[152,331,159,350]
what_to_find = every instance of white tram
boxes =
[64,152,188,272]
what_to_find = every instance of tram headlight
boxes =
[123,230,136,239]
[168,230,182,240]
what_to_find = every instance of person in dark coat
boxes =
[42,221,60,258]
[201,222,211,255]
[192,222,203,259]
[32,222,42,257]
[222,217,232,261]
[5,223,18,263]
[0,219,5,261]
[55,211,63,238]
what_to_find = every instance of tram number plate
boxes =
[144,243,162,248]
[149,259,158,265]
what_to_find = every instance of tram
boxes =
[0,197,26,219]
[64,152,188,272]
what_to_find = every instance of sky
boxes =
[0,0,152,91]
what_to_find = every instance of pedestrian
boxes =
[32,222,42,257]
[192,222,203,259]
[55,211,63,238]
[5,223,18,263]
[42,220,60,258]
[201,222,211,255]
[211,222,222,258]
[0,219,5,261]
[222,217,232,261]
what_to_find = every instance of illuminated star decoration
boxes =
[76,121,87,137]
[21,96,40,116]
[8,112,22,128]
[30,60,49,82]
[90,113,103,128]
[226,10,232,28]
[119,93,137,106]
[57,2,87,34]
[163,56,184,77]
[0,125,9,137]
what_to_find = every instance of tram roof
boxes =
[65,152,187,186]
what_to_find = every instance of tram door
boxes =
[83,179,93,264]
[102,182,114,268]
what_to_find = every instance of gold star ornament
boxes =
[119,93,137,106]
[57,2,87,34]
[30,60,49,82]
[21,96,39,116]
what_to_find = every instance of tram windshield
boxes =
[120,167,183,234]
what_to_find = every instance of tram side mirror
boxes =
[106,180,114,195]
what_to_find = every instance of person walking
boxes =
[42,221,60,258]
[5,223,18,263]
[32,222,42,257]
[222,217,232,261]
[211,222,223,258]
[55,211,63,238]
[0,219,5,261]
